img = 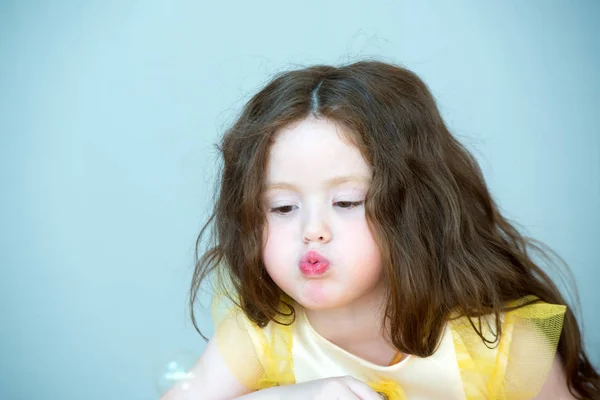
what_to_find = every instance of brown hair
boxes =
[189,60,599,398]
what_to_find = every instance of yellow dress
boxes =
[213,294,566,400]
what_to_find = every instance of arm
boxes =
[499,301,575,400]
[234,376,384,400]
[531,355,578,400]
[159,335,255,400]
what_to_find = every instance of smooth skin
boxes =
[160,117,577,399]
[159,335,382,400]
[158,334,575,400]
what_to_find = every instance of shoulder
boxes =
[500,296,566,373]
[498,298,569,399]
[531,354,578,400]
[213,295,298,389]
[449,296,568,399]
[160,335,255,400]
[211,294,271,390]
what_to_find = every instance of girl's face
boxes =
[262,116,384,310]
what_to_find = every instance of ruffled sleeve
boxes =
[450,295,566,400]
[212,288,268,390]
[211,277,296,390]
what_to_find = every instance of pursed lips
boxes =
[298,250,330,276]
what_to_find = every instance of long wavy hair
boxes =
[189,60,599,398]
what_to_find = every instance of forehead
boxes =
[266,117,371,185]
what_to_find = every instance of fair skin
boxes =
[261,116,397,366]
[533,356,578,400]
[160,116,577,400]
[162,116,388,399]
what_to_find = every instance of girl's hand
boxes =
[238,376,384,400]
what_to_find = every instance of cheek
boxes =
[262,219,296,273]
[340,218,382,279]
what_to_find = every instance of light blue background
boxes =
[1,1,598,399]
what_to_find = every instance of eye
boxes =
[270,205,297,215]
[334,201,364,209]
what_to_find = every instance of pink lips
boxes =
[299,250,330,276]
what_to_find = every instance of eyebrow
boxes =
[265,175,371,191]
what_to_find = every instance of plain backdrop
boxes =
[1,1,598,399]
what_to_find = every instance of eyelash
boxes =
[269,201,365,215]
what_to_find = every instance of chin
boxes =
[296,299,338,310]
[292,290,349,311]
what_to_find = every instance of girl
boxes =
[163,61,599,399]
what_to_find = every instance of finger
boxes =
[319,378,360,400]
[338,386,361,400]
[341,376,383,400]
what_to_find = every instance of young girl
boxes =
[163,61,599,399]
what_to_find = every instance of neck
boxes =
[304,282,390,346]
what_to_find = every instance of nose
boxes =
[302,207,332,244]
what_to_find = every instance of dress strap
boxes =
[388,351,405,366]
